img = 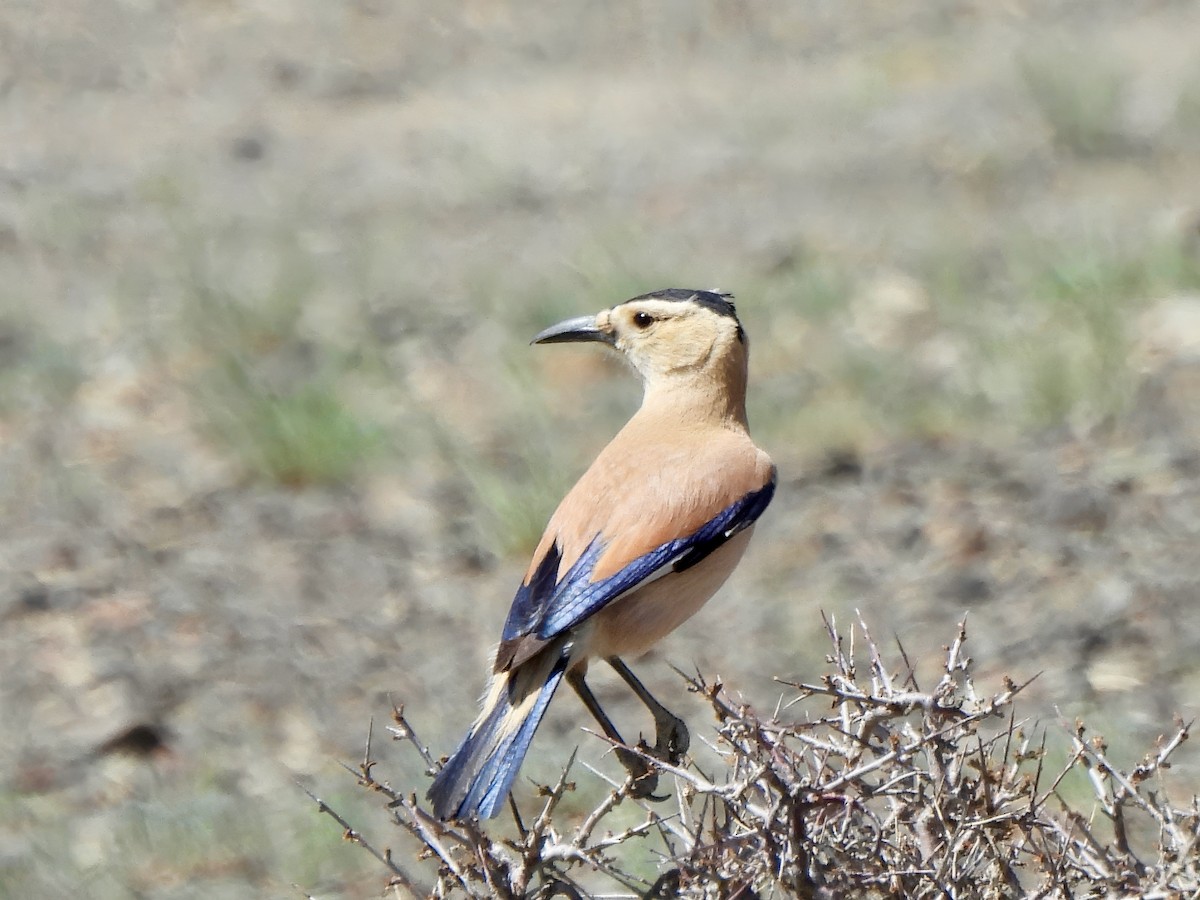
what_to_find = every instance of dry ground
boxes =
[3,2,1200,897]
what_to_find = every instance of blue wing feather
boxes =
[510,479,775,643]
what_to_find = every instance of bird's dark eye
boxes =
[632,311,654,329]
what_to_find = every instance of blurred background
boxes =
[4,1,1200,896]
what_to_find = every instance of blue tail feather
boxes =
[428,652,569,820]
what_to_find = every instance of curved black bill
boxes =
[531,315,614,346]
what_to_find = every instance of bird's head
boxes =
[532,289,747,384]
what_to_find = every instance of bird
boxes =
[427,288,776,821]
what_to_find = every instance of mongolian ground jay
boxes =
[428,289,775,820]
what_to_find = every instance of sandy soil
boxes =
[3,2,1200,896]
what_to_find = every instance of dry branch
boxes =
[310,617,1200,898]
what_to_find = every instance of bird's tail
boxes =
[428,645,570,820]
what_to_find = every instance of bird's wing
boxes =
[495,449,775,671]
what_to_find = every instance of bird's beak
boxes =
[531,314,614,346]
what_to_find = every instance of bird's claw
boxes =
[653,714,690,764]
[616,745,668,801]
[614,715,691,801]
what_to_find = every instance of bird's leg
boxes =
[607,657,690,764]
[566,669,665,800]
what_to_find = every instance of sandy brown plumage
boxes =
[428,289,775,821]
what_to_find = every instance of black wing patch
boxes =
[501,539,562,644]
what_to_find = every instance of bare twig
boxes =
[387,701,437,771]
[301,784,425,898]
[316,617,1200,898]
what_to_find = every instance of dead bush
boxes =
[310,616,1198,898]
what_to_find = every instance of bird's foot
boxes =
[651,712,690,764]
[614,715,690,801]
[616,744,668,801]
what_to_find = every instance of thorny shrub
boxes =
[309,617,1199,898]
